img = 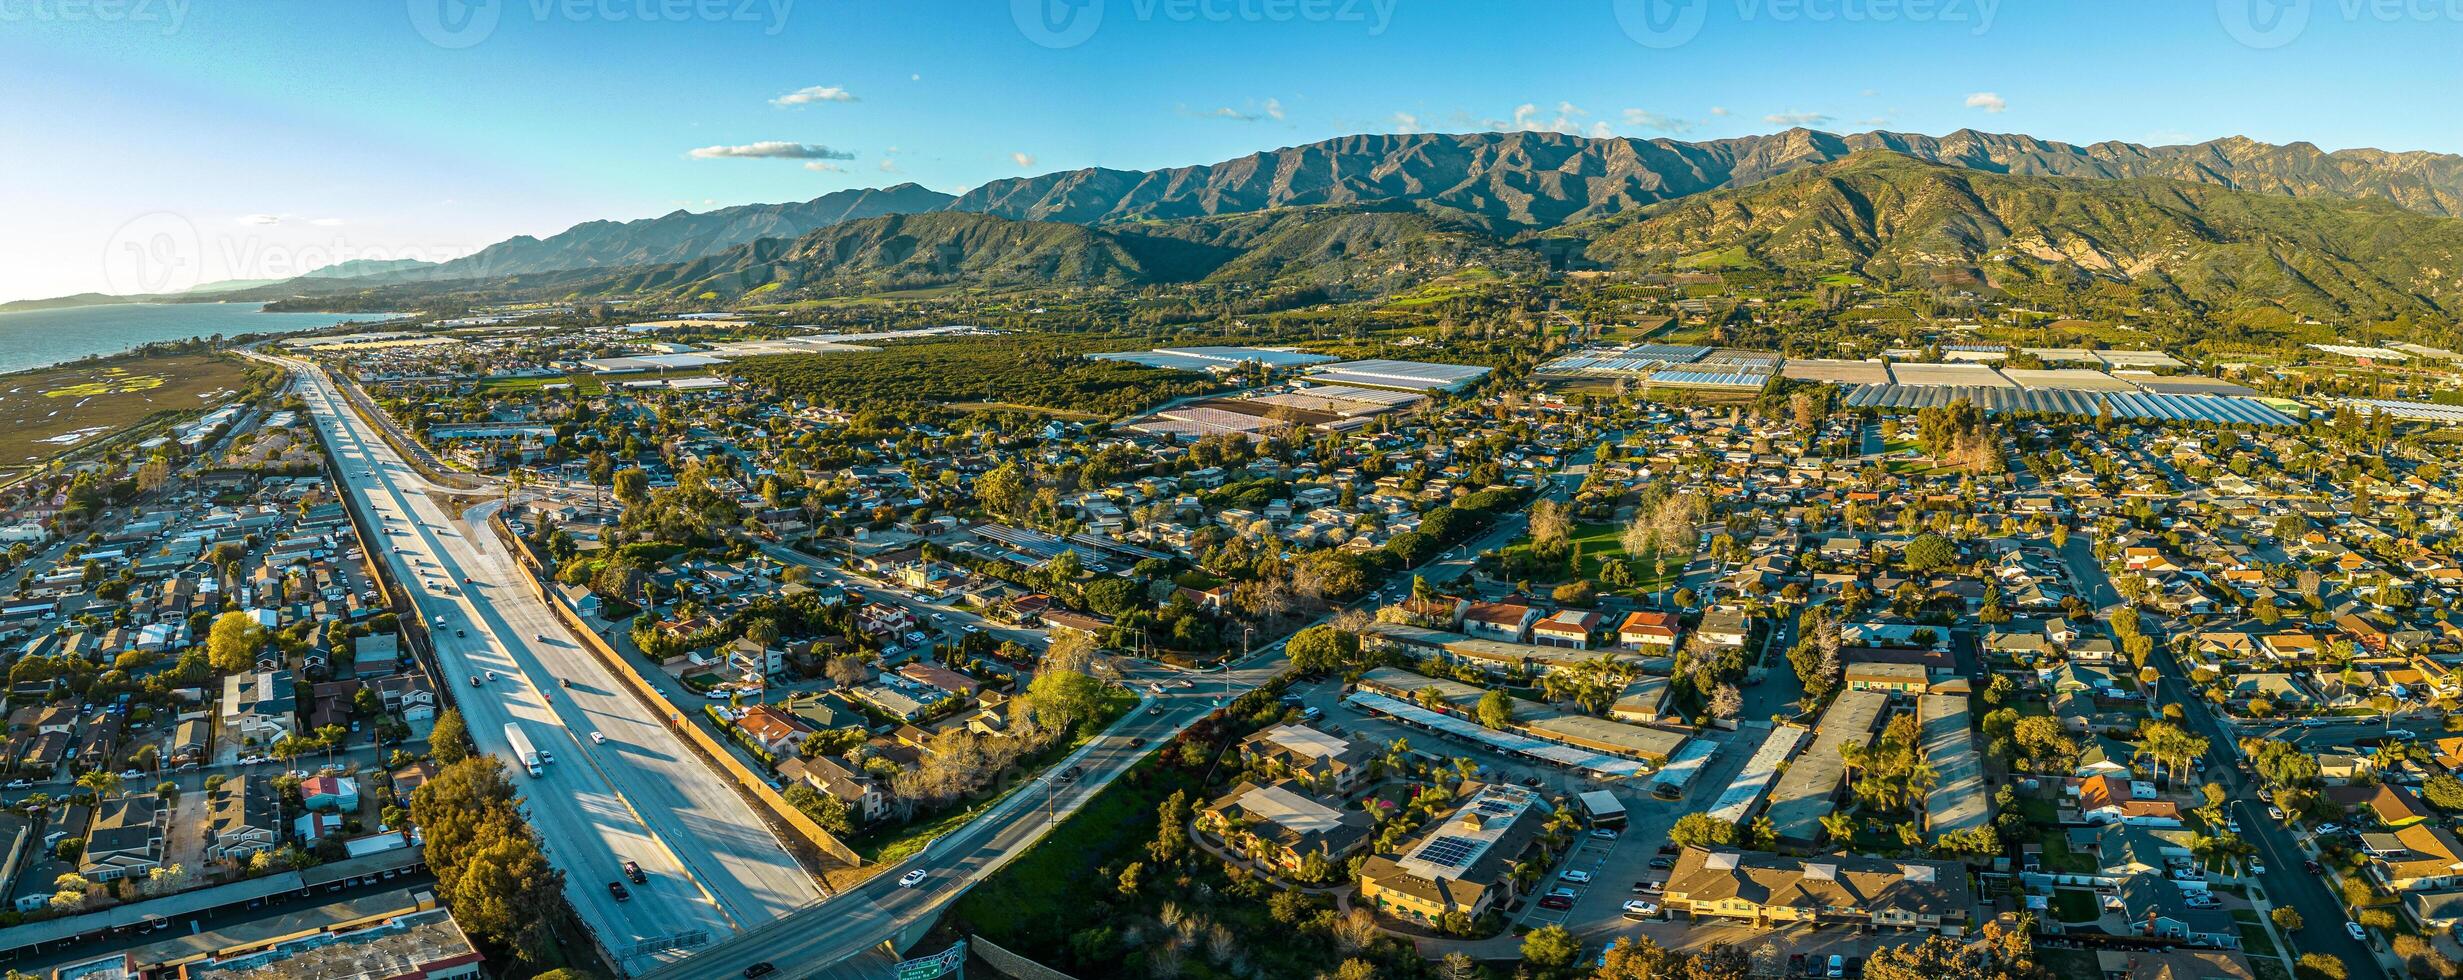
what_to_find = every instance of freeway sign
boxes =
[895,940,966,980]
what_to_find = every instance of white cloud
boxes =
[1859,88,1879,98]
[1392,112,1421,133]
[804,161,847,173]
[1491,102,1594,136]
[309,217,345,227]
[1183,98,1288,123]
[239,214,282,225]
[1856,117,1893,128]
[1964,92,2008,113]
[771,85,857,107]
[1264,98,1285,121]
[688,141,857,160]
[878,158,900,173]
[1709,106,1730,117]
[1763,112,1833,127]
[1621,109,1694,134]
[1011,152,1037,169]
[910,73,921,81]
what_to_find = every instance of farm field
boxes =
[0,353,251,480]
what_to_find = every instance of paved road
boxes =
[643,434,1610,978]
[276,355,820,972]
[2056,536,2384,979]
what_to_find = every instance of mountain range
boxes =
[31,128,2463,321]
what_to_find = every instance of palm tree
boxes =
[1821,811,1857,846]
[75,770,121,801]
[315,724,348,767]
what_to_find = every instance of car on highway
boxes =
[742,965,777,979]
[485,670,498,682]
[591,732,606,744]
[899,869,928,888]
[455,628,466,637]
[607,881,629,901]
[470,675,482,687]
[623,860,646,883]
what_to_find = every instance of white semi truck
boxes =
[504,722,544,777]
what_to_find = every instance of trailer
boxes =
[504,722,543,777]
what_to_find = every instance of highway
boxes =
[270,355,821,972]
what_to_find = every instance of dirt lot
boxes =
[0,353,253,478]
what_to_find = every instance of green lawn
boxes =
[2037,947,2100,979]
[2234,910,2282,959]
[2050,888,2101,923]
[1502,522,1691,594]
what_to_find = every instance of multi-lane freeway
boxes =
[270,355,821,971]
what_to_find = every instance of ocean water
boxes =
[0,302,396,375]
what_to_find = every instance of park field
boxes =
[0,353,252,481]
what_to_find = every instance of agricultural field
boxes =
[0,353,251,479]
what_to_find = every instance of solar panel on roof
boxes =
[1420,835,1480,868]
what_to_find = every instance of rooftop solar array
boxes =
[2345,398,2463,424]
[1302,383,1426,406]
[1418,835,1481,870]
[1841,384,2301,426]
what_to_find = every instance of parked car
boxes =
[2348,921,2368,942]
[2316,822,2344,836]
[1590,828,1619,840]
[1647,856,1676,870]
[1826,954,1845,978]
[1559,869,1592,884]
[2268,806,2286,820]
[1620,900,1658,917]
[1537,894,1574,911]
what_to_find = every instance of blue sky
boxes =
[3,0,2456,302]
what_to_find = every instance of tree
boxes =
[2272,906,2304,932]
[1519,924,1579,970]
[1528,499,1574,555]
[75,770,122,800]
[976,461,1029,518]
[1903,533,1957,572]
[1018,667,1108,734]
[206,610,266,674]
[2425,774,2463,812]
[1286,624,1359,675]
[824,655,870,688]
[2296,952,2349,980]
[429,708,471,765]
[1474,690,1516,729]
[1668,812,1739,849]
[611,467,649,507]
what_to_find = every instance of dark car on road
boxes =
[607,881,630,901]
[623,860,646,884]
